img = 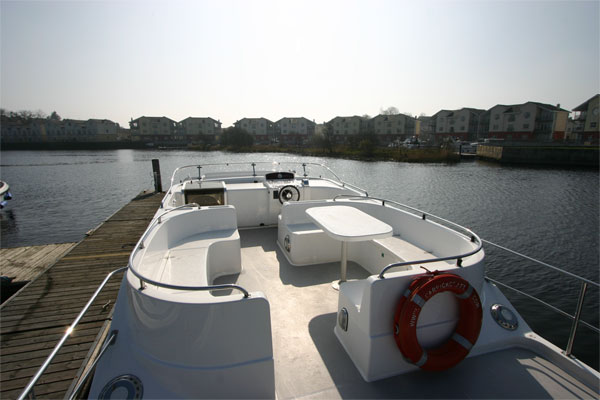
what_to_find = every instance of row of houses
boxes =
[128,116,318,146]
[128,116,222,145]
[233,94,598,146]
[0,117,127,143]
[2,95,598,146]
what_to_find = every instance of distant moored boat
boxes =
[0,181,12,208]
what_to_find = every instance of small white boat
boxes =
[20,162,600,399]
[0,181,12,208]
[457,141,477,155]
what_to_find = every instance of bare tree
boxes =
[380,106,399,115]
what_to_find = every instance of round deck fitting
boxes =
[490,303,519,331]
[99,374,143,400]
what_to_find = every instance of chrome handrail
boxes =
[482,239,598,358]
[482,239,599,288]
[137,203,200,249]
[129,203,250,297]
[127,267,250,298]
[18,267,128,400]
[168,162,368,196]
[486,278,598,334]
[333,195,480,239]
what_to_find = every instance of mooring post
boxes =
[152,159,162,193]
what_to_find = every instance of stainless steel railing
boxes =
[128,267,250,298]
[18,267,128,400]
[168,161,368,196]
[482,239,599,357]
[331,195,484,279]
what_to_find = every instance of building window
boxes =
[591,122,598,128]
[508,115,515,122]
[494,114,499,120]
[507,124,514,132]
[524,112,531,119]
[523,123,529,129]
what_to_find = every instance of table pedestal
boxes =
[332,241,348,290]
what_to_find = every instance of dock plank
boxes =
[0,191,162,399]
[0,243,77,282]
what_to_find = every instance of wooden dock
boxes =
[0,191,163,399]
[1,243,78,281]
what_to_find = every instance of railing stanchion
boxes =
[565,282,588,357]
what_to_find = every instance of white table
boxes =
[306,205,393,289]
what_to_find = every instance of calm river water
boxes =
[0,149,598,368]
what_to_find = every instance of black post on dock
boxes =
[152,159,163,193]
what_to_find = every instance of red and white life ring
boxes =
[393,272,482,371]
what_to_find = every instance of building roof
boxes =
[275,117,314,124]
[373,113,416,120]
[180,117,220,124]
[490,102,569,113]
[130,116,177,123]
[529,102,570,113]
[235,117,274,124]
[328,115,366,123]
[573,94,600,112]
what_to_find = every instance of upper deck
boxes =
[221,227,598,399]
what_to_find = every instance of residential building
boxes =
[431,108,486,142]
[130,116,177,143]
[178,117,222,144]
[371,113,417,145]
[0,117,120,143]
[328,116,366,144]
[234,118,276,144]
[487,102,569,142]
[417,116,434,143]
[275,117,315,145]
[572,94,599,144]
[85,119,120,142]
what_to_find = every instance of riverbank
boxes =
[4,141,599,167]
[213,144,461,163]
[478,144,599,167]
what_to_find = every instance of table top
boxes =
[305,205,393,242]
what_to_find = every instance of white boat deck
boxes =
[213,227,598,399]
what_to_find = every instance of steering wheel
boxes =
[278,185,300,204]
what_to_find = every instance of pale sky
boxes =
[1,0,599,128]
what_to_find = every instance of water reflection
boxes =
[0,209,18,237]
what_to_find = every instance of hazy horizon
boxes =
[1,0,599,128]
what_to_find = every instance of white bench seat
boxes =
[286,223,323,235]
[374,236,454,271]
[138,217,241,295]
[159,247,210,286]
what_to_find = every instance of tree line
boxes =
[1,109,62,121]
